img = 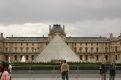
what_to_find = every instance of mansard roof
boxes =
[4,37,48,42]
[67,37,109,42]
[50,24,64,33]
[4,36,109,42]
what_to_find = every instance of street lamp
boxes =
[34,48,36,63]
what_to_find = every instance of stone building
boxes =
[0,24,121,63]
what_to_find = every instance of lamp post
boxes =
[34,48,36,63]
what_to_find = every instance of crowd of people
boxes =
[60,60,116,80]
[0,60,116,80]
[100,62,116,80]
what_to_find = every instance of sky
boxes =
[0,0,121,37]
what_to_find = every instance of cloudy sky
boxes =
[0,0,121,37]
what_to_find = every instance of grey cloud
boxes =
[0,0,121,24]
[0,0,121,37]
[0,18,121,37]
[65,18,121,37]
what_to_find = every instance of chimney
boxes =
[109,33,113,39]
[0,33,3,38]
[11,35,13,37]
[49,25,51,32]
[63,25,65,32]
[42,35,44,37]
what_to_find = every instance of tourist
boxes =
[61,60,69,80]
[0,61,3,78]
[0,61,10,80]
[8,64,12,79]
[109,63,116,80]
[100,62,107,80]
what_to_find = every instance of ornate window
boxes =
[91,43,93,46]
[74,47,77,53]
[85,55,88,60]
[26,47,29,53]
[20,55,23,59]
[5,55,8,61]
[5,47,8,52]
[105,47,108,53]
[20,47,23,53]
[31,55,34,60]
[91,47,93,53]
[80,43,82,46]
[26,55,28,60]
[115,55,118,60]
[21,43,23,46]
[105,55,108,61]
[85,47,88,53]
[79,47,82,53]
[80,55,82,60]
[96,43,98,46]
[14,55,17,60]
[115,46,117,52]
[96,47,99,52]
[14,47,17,52]
[96,55,99,61]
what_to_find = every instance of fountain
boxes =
[20,56,26,63]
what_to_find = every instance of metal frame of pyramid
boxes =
[34,35,80,62]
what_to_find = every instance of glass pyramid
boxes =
[34,35,80,62]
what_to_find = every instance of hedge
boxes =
[11,63,121,70]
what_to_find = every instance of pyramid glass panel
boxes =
[34,35,80,62]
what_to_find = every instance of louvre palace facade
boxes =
[0,24,121,63]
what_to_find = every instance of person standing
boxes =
[8,64,12,74]
[109,63,116,80]
[100,62,107,80]
[8,64,12,80]
[0,61,4,78]
[0,61,10,80]
[61,60,69,80]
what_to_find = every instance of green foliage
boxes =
[11,62,121,70]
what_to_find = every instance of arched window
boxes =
[79,47,82,53]
[5,55,8,61]
[32,47,34,52]
[26,55,28,60]
[115,55,118,60]
[105,47,108,53]
[85,47,88,53]
[74,47,77,53]
[96,55,99,61]
[31,55,34,60]
[5,47,8,52]
[85,55,88,60]
[91,47,93,53]
[20,47,23,53]
[91,43,93,46]
[14,47,17,52]
[20,55,22,59]
[105,55,108,61]
[26,47,29,53]
[115,46,117,52]
[80,55,82,60]
[14,55,17,60]
[96,47,99,53]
